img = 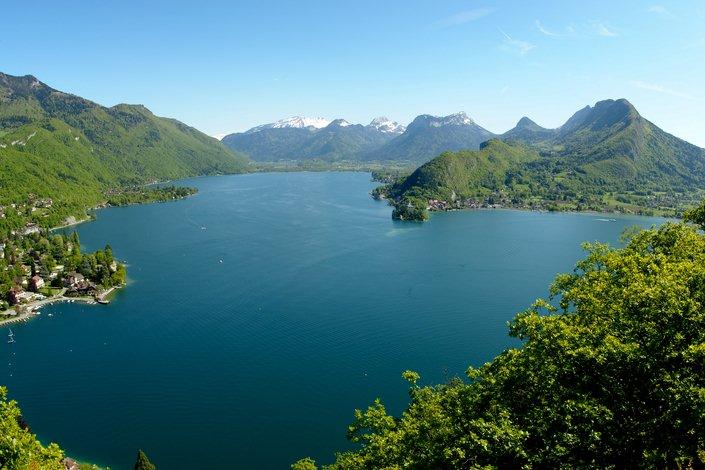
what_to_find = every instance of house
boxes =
[30,275,45,291]
[65,271,85,287]
[20,223,40,236]
[8,287,32,305]
[35,197,53,208]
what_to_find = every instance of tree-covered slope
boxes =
[504,99,705,192]
[221,126,314,161]
[0,72,248,226]
[293,121,392,161]
[297,212,705,468]
[389,139,538,201]
[383,99,705,219]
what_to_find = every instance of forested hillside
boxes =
[0,72,248,232]
[380,99,705,220]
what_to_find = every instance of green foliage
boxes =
[0,72,247,234]
[391,140,539,202]
[385,99,705,220]
[684,202,705,229]
[105,186,197,207]
[291,457,318,470]
[134,450,156,470]
[314,214,705,468]
[0,231,125,302]
[0,386,65,469]
[391,198,428,221]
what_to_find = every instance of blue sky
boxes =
[2,0,704,145]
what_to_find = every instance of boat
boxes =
[7,329,15,344]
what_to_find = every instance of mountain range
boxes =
[221,112,496,164]
[381,98,705,219]
[0,72,247,228]
[222,116,408,162]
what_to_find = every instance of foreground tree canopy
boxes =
[0,386,64,469]
[297,214,705,468]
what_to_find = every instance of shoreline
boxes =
[427,205,675,219]
[0,289,115,327]
[50,216,93,231]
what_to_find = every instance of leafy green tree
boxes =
[291,457,318,470]
[0,387,64,469]
[684,202,705,229]
[134,450,156,470]
[312,215,705,468]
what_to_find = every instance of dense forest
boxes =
[294,200,705,468]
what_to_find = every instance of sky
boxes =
[2,0,704,145]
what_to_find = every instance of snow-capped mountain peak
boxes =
[436,112,474,127]
[368,117,406,134]
[245,116,330,133]
[328,118,353,127]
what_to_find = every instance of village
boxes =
[0,224,126,325]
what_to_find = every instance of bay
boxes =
[0,172,665,469]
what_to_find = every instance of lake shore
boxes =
[0,290,105,327]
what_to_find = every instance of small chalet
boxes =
[30,275,45,292]
[65,272,85,287]
[9,286,31,305]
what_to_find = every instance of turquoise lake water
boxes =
[0,172,666,469]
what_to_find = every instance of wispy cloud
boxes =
[499,28,536,55]
[430,8,493,29]
[500,86,509,96]
[535,20,559,37]
[648,5,675,17]
[631,80,694,100]
[592,21,619,37]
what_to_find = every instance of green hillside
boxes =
[293,122,391,161]
[0,72,248,232]
[390,140,539,201]
[382,99,705,220]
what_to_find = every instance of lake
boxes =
[0,172,666,469]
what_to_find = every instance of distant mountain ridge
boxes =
[222,115,408,162]
[245,116,331,133]
[363,112,495,164]
[222,112,492,163]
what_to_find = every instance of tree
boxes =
[134,450,156,470]
[0,387,64,469]
[310,214,705,468]
[291,457,317,470]
[684,201,705,229]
